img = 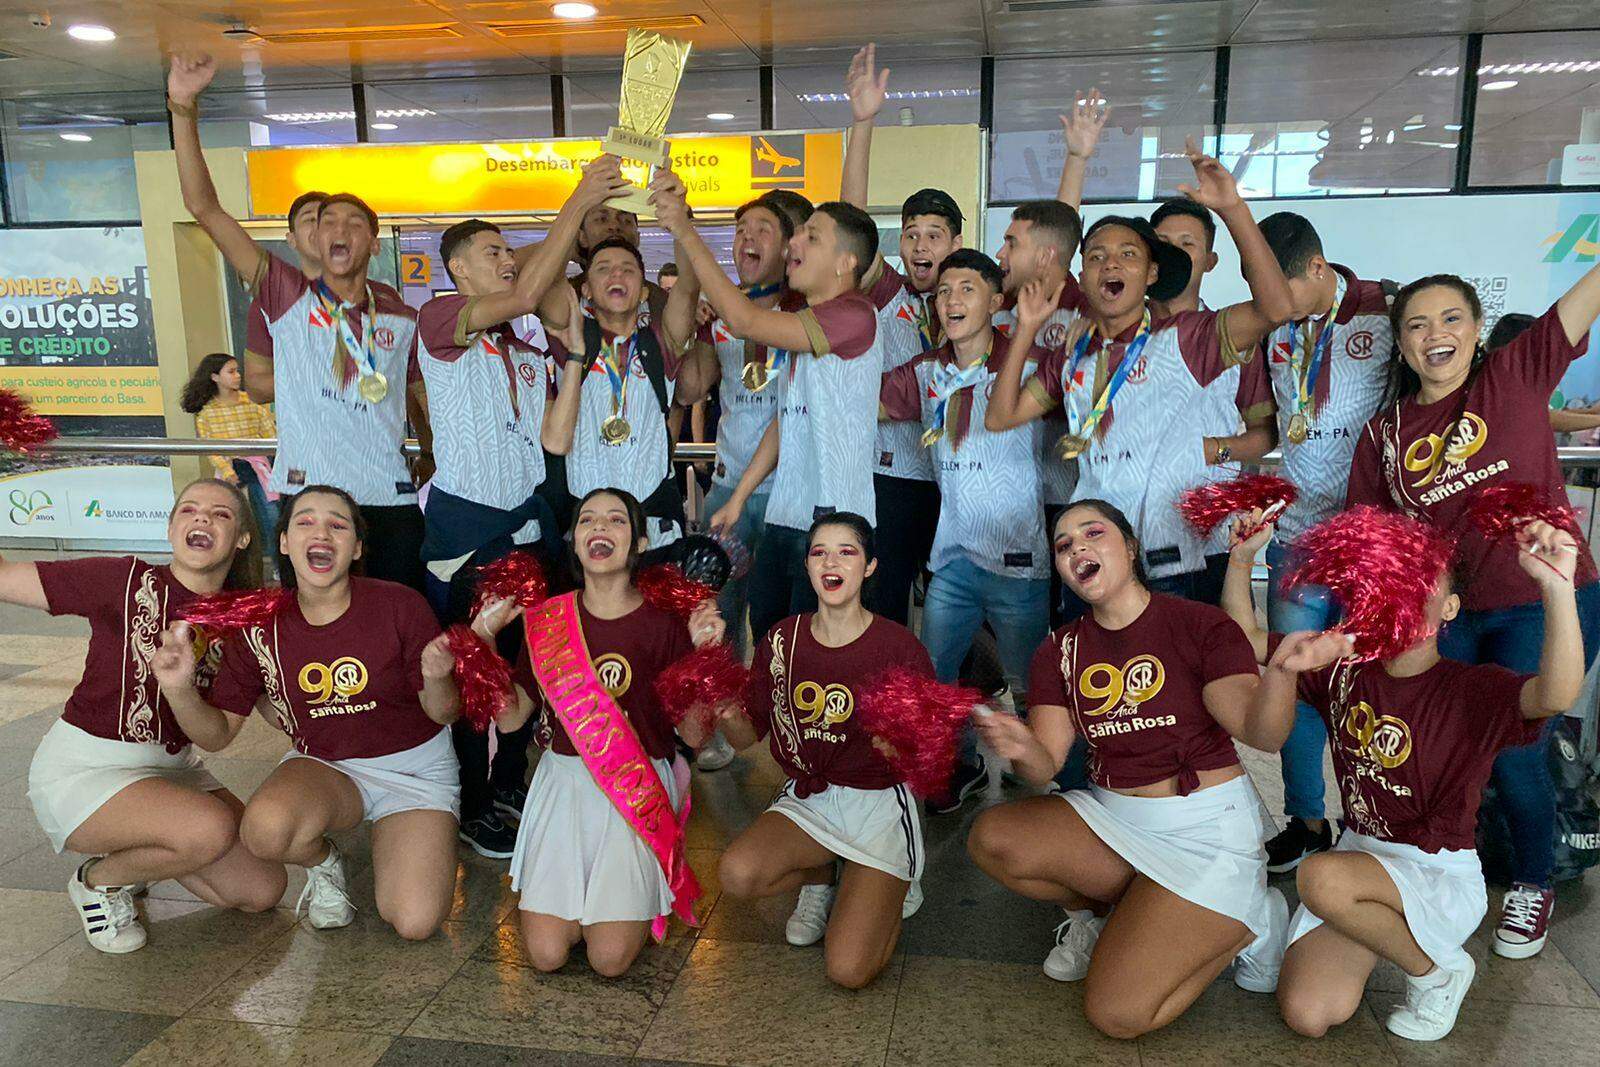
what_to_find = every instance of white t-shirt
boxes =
[993,285,1083,508]
[700,314,781,494]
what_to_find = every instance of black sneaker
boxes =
[459,812,517,860]
[492,785,528,823]
[925,757,989,816]
[1265,817,1333,874]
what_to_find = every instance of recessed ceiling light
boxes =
[370,122,399,130]
[1482,79,1519,91]
[552,2,598,18]
[706,111,734,121]
[59,132,92,142]
[67,24,116,43]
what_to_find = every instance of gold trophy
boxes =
[601,29,692,218]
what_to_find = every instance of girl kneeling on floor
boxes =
[153,485,464,941]
[11,478,286,954]
[474,486,723,977]
[712,511,934,990]
[1221,512,1584,1042]
[966,499,1290,1038]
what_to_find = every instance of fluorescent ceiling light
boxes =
[706,111,734,120]
[67,24,116,43]
[375,108,435,118]
[796,88,978,103]
[552,2,598,18]
[370,122,399,130]
[59,132,92,142]
[1481,79,1519,91]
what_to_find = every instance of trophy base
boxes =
[604,183,658,218]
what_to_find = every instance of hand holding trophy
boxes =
[601,29,693,218]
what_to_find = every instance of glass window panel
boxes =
[197,85,358,149]
[1221,38,1464,198]
[992,52,1215,203]
[562,67,761,137]
[1,93,165,222]
[773,60,981,130]
[364,76,554,143]
[1470,31,1600,187]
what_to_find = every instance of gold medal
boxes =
[357,371,388,403]
[741,360,769,393]
[920,425,944,448]
[1056,434,1089,461]
[600,413,632,445]
[1287,412,1310,445]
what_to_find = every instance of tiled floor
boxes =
[2,603,1600,1066]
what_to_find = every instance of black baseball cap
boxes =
[902,188,964,232]
[1083,215,1192,302]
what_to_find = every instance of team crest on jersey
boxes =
[594,653,632,696]
[1345,330,1376,359]
[1125,353,1150,384]
[1078,654,1165,717]
[517,362,539,386]
[373,326,396,350]
[1042,322,1068,349]
[1342,699,1413,769]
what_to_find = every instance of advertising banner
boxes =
[985,191,1600,407]
[0,226,170,541]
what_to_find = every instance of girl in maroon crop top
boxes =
[967,499,1287,1039]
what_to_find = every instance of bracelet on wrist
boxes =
[167,96,198,119]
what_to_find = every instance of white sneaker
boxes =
[1385,957,1476,1042]
[67,861,146,954]
[295,842,355,930]
[1043,909,1104,982]
[785,883,835,947]
[901,879,924,920]
[1234,887,1290,993]
[696,732,737,772]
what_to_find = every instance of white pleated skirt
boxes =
[768,780,925,883]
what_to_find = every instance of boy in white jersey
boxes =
[696,195,797,659]
[663,185,885,647]
[1253,211,1395,875]
[984,142,1293,611]
[169,53,428,592]
[415,161,625,859]
[243,190,327,400]
[879,251,1056,801]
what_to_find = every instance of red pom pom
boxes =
[1284,506,1456,662]
[1462,482,1581,543]
[638,564,717,619]
[0,387,56,453]
[473,551,548,614]
[655,642,749,738]
[178,587,294,633]
[446,624,512,733]
[1178,474,1299,537]
[859,668,984,798]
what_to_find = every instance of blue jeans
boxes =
[746,523,816,649]
[1267,539,1338,822]
[1437,581,1600,888]
[922,557,1048,705]
[705,484,769,661]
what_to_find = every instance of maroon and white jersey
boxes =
[864,259,936,483]
[1028,311,1252,580]
[699,315,780,493]
[38,557,224,752]
[249,254,419,507]
[547,321,678,507]
[994,283,1083,507]
[417,295,550,511]
[1188,305,1277,554]
[766,291,884,531]
[1261,267,1391,540]
[880,332,1050,580]
[209,578,445,762]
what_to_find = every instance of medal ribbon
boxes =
[314,281,377,389]
[738,283,788,390]
[1065,311,1151,441]
[600,331,634,418]
[1290,273,1346,419]
[910,294,936,352]
[923,351,990,448]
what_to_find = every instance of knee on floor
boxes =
[1083,988,1159,1041]
[585,942,642,979]
[1276,984,1356,1039]
[379,900,446,942]
[824,950,885,991]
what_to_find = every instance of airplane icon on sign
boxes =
[755,136,801,175]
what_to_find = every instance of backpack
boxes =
[581,316,671,421]
[1477,715,1600,884]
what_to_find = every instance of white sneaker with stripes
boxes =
[67,861,146,954]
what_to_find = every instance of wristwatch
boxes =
[1213,440,1232,465]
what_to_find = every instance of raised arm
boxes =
[1221,516,1273,662]
[167,55,265,282]
[983,278,1061,432]
[462,156,628,335]
[655,174,706,357]
[1055,89,1107,211]
[152,624,248,752]
[1177,139,1294,342]
[840,43,888,209]
[541,289,586,456]
[1557,260,1600,347]
[656,186,815,352]
[708,418,778,533]
[1517,522,1585,717]
[1550,406,1600,434]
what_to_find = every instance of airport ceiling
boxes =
[0,0,1595,97]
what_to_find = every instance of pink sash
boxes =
[524,592,699,940]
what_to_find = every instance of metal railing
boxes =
[27,436,1600,469]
